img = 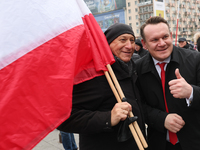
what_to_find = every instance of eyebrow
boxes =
[119,35,134,38]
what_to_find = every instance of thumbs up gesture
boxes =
[168,69,192,99]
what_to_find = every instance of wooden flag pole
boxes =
[106,64,148,149]
[104,70,144,150]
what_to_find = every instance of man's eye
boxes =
[163,36,168,39]
[120,39,126,42]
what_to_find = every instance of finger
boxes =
[120,102,132,111]
[120,111,128,121]
[169,79,177,86]
[122,109,129,115]
[174,113,183,119]
[175,68,182,79]
[173,121,185,133]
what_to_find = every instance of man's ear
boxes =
[170,32,173,39]
[141,39,147,49]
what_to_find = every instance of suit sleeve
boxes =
[189,52,200,109]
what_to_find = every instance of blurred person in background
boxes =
[194,32,200,52]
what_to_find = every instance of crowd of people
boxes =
[58,16,200,150]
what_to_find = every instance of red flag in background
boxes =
[0,0,115,149]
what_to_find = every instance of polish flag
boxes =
[0,0,115,149]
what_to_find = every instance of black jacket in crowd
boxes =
[135,47,149,58]
[182,43,195,51]
[58,57,146,150]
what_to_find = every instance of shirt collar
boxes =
[152,56,171,66]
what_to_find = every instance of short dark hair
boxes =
[140,16,170,41]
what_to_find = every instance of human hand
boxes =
[164,113,185,133]
[168,68,192,99]
[111,102,132,126]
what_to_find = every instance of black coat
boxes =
[136,46,200,150]
[183,43,195,51]
[135,48,149,57]
[58,58,146,150]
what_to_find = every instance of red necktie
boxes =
[157,63,178,145]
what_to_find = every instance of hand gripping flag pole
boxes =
[104,64,148,150]
[78,1,148,148]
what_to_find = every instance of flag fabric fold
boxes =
[0,0,115,149]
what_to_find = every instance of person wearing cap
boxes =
[134,39,148,57]
[58,23,146,150]
[178,37,195,51]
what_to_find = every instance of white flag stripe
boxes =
[0,0,91,70]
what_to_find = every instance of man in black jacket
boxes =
[134,39,148,57]
[58,23,146,150]
[178,37,195,51]
[136,16,200,150]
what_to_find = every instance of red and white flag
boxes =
[0,0,115,149]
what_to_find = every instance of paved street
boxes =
[33,129,79,150]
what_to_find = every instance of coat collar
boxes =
[140,45,180,75]
[112,56,137,80]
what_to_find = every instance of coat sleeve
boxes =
[57,76,114,134]
[189,52,200,109]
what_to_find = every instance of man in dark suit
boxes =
[136,16,200,150]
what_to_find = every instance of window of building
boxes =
[135,1,137,5]
[129,16,132,20]
[149,6,153,11]
[128,2,130,7]
[136,22,139,26]
[137,29,139,34]
[135,8,138,12]
[129,23,132,26]
[128,9,131,13]
[146,14,149,19]
[166,13,170,17]
[139,8,143,13]
[136,15,138,19]
[140,15,143,20]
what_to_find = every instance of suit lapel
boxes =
[140,53,161,83]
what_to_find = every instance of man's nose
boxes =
[125,40,133,49]
[158,39,166,46]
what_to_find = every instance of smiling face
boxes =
[141,22,173,61]
[109,34,135,63]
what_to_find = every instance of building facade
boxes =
[84,0,200,41]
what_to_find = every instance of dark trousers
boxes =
[60,131,77,150]
[166,142,182,150]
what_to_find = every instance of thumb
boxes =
[175,68,182,79]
